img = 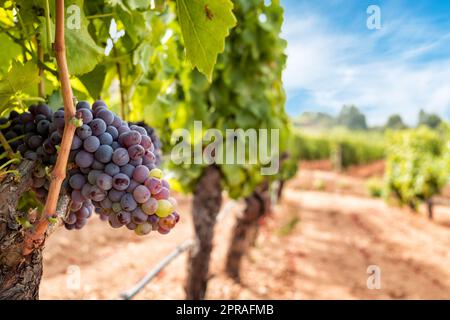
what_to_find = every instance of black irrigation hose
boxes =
[118,200,240,300]
[119,239,196,300]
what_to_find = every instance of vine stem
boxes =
[114,46,126,120]
[23,0,77,255]
[37,39,45,97]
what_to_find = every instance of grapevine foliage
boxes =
[385,126,449,209]
[147,0,293,199]
[0,0,236,115]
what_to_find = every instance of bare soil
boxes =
[40,163,450,300]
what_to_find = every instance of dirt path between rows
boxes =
[40,169,450,299]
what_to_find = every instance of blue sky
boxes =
[280,0,450,125]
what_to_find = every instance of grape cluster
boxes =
[0,101,179,236]
[0,104,62,201]
[129,121,162,166]
[65,100,179,234]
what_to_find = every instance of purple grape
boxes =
[111,141,120,150]
[92,100,106,110]
[132,126,148,137]
[71,190,86,203]
[108,213,123,228]
[77,108,93,124]
[27,135,43,149]
[126,179,140,193]
[140,135,153,149]
[108,189,125,202]
[100,197,112,209]
[121,193,137,211]
[75,150,94,168]
[142,198,158,215]
[112,148,130,166]
[76,101,91,110]
[145,177,162,195]
[120,164,135,177]
[24,150,37,161]
[147,214,159,225]
[133,185,151,204]
[97,109,114,125]
[132,165,149,183]
[52,110,65,129]
[88,170,102,185]
[97,173,113,190]
[50,131,62,145]
[76,206,90,219]
[90,118,107,136]
[142,150,156,164]
[99,132,113,145]
[71,135,83,150]
[93,106,107,117]
[20,112,34,123]
[89,185,107,201]
[66,213,77,224]
[92,160,105,170]
[113,173,130,191]
[106,126,119,139]
[69,173,86,190]
[129,157,143,166]
[153,187,170,200]
[83,135,100,153]
[162,179,170,189]
[95,145,113,163]
[112,115,122,128]
[76,124,92,140]
[126,222,137,230]
[131,207,147,224]
[37,119,50,135]
[65,223,76,230]
[117,125,130,135]
[121,130,142,147]
[36,103,52,117]
[105,163,120,176]
[117,211,131,224]
[81,183,92,199]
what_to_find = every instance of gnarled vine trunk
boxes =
[185,165,222,300]
[225,182,270,280]
[0,161,42,300]
[0,160,69,300]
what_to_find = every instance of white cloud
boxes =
[282,12,450,125]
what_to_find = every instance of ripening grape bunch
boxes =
[0,101,179,236]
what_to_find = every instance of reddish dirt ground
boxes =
[40,163,450,300]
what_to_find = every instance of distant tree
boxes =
[337,105,368,130]
[385,114,407,130]
[295,111,335,129]
[418,109,442,129]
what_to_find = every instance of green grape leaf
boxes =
[0,34,22,76]
[65,0,104,75]
[175,0,236,80]
[79,64,107,99]
[0,61,40,108]
[126,0,151,10]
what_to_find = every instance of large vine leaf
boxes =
[175,0,236,81]
[65,0,104,75]
[0,34,21,76]
[0,61,40,109]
